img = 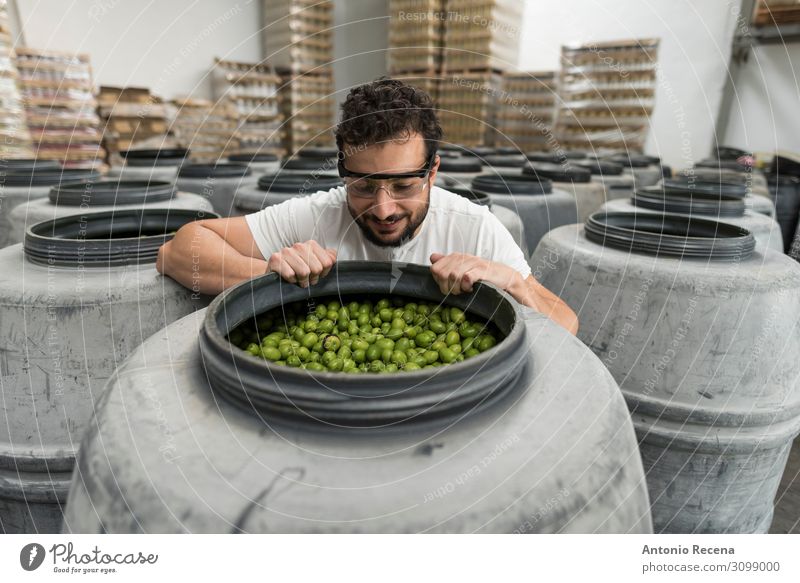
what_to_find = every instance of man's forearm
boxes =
[506,274,579,335]
[157,223,268,295]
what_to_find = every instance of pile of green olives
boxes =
[227,297,500,374]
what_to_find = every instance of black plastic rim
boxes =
[606,152,661,167]
[438,157,483,173]
[297,147,339,160]
[523,162,591,183]
[228,152,279,163]
[448,187,492,207]
[584,212,755,260]
[0,168,100,188]
[471,174,553,195]
[525,151,586,162]
[663,176,748,198]
[178,163,252,179]
[716,146,750,160]
[0,159,61,171]
[257,173,342,194]
[198,262,528,428]
[696,157,748,171]
[633,186,745,217]
[483,154,527,168]
[575,159,623,176]
[459,146,497,158]
[281,157,338,171]
[24,208,218,267]
[765,173,799,187]
[120,148,189,167]
[48,180,176,206]
[494,147,522,155]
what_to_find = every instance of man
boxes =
[157,78,578,334]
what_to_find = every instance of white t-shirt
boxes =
[245,185,532,278]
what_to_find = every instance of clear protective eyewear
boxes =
[339,153,435,200]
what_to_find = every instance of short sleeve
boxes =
[479,210,532,279]
[244,197,310,259]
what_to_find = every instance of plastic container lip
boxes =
[437,157,483,173]
[604,153,660,168]
[765,172,800,186]
[297,147,339,160]
[178,163,252,179]
[715,145,750,160]
[459,146,497,158]
[0,168,101,188]
[228,152,279,163]
[48,180,176,206]
[525,151,586,163]
[471,173,553,195]
[575,159,623,176]
[198,261,528,429]
[483,154,528,168]
[281,157,338,172]
[633,186,746,217]
[0,159,61,171]
[256,173,342,193]
[523,161,592,183]
[696,157,749,171]
[120,148,189,167]
[24,208,218,267]
[448,186,492,207]
[584,211,755,260]
[662,177,748,198]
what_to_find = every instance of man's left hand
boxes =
[429,252,521,296]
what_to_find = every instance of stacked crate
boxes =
[263,0,335,153]
[441,0,523,72]
[211,58,283,155]
[495,71,558,152]
[169,97,239,162]
[555,39,659,152]
[0,1,33,159]
[388,0,445,102]
[437,70,502,146]
[97,86,170,163]
[16,47,104,169]
[438,0,523,147]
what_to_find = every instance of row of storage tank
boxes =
[0,144,799,534]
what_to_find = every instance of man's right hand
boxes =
[267,240,337,288]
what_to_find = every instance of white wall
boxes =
[518,0,740,169]
[14,0,263,100]
[332,0,389,104]
[721,43,800,155]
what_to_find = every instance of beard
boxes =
[347,197,430,248]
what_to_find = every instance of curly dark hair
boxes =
[335,77,442,162]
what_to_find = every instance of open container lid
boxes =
[24,208,217,267]
[120,148,189,167]
[48,180,177,206]
[633,185,746,217]
[662,176,748,198]
[438,157,483,173]
[228,152,279,163]
[584,211,755,260]
[471,173,553,195]
[523,161,592,183]
[257,173,342,194]
[0,168,100,187]
[178,163,252,179]
[198,262,528,428]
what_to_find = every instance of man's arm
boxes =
[429,253,579,335]
[156,217,268,295]
[157,216,338,295]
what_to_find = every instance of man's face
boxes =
[343,133,439,247]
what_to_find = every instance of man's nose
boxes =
[371,187,398,220]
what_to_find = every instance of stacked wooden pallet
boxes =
[554,38,658,152]
[16,47,104,169]
[753,0,800,26]
[263,0,335,153]
[169,97,239,162]
[211,58,283,155]
[97,85,170,162]
[495,71,559,152]
[0,0,33,159]
[437,0,523,147]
